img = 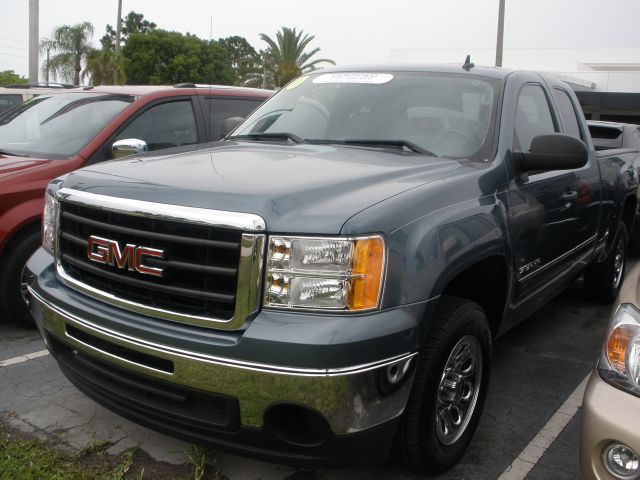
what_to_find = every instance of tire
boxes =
[395,296,492,474]
[0,227,40,327]
[584,224,627,304]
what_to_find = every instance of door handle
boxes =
[561,191,578,208]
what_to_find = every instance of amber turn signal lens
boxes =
[348,237,384,311]
[607,324,635,374]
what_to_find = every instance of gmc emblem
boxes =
[87,235,164,277]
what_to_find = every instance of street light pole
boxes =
[28,0,39,83]
[495,0,505,67]
[114,0,122,84]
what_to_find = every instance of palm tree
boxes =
[82,48,126,86]
[41,22,94,86]
[259,27,335,88]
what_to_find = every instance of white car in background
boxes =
[0,82,74,113]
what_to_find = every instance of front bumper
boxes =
[580,371,640,480]
[27,248,426,464]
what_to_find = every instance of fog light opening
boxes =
[603,443,640,479]
[263,403,331,447]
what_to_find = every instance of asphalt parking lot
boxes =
[0,277,613,479]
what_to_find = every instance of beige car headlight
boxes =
[264,235,385,311]
[599,304,640,395]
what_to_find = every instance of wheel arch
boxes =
[0,198,43,259]
[436,255,510,337]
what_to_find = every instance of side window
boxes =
[0,94,23,113]
[206,98,263,140]
[115,100,198,152]
[513,85,557,152]
[553,89,582,140]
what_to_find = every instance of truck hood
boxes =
[62,141,466,234]
[0,154,52,179]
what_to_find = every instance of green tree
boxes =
[122,30,233,85]
[41,22,94,86]
[218,36,261,85]
[259,27,334,87]
[100,11,156,50]
[82,48,126,85]
[0,70,27,86]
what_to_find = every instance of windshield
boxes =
[0,93,134,158]
[230,71,501,161]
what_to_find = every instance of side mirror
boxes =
[221,116,244,139]
[517,134,588,172]
[112,138,148,159]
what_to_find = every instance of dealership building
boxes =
[390,47,640,124]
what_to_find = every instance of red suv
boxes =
[0,84,272,326]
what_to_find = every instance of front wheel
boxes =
[0,227,40,327]
[584,224,627,304]
[395,296,492,474]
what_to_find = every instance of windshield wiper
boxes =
[231,132,306,144]
[307,139,437,156]
[0,148,30,158]
[342,139,438,156]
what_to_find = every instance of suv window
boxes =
[553,89,582,140]
[116,100,198,152]
[205,98,263,140]
[0,94,23,113]
[513,84,557,152]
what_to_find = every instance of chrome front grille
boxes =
[55,189,265,330]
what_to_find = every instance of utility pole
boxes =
[28,0,39,83]
[114,0,122,84]
[495,0,505,67]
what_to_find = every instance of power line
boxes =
[0,44,28,52]
[0,51,28,60]
[0,36,28,44]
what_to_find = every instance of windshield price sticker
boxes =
[313,73,394,84]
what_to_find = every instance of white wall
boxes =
[389,47,640,93]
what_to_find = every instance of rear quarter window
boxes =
[0,94,23,113]
[552,89,582,140]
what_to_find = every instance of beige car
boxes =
[0,82,74,113]
[581,262,640,479]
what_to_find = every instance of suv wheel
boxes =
[0,227,40,327]
[395,296,492,474]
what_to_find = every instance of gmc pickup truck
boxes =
[26,65,639,474]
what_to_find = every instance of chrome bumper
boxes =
[30,286,417,435]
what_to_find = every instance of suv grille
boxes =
[58,201,245,323]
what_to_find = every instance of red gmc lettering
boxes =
[87,236,110,264]
[135,247,164,276]
[109,242,135,271]
[87,235,164,277]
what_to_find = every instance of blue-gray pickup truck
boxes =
[26,65,640,474]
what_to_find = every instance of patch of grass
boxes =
[185,445,221,480]
[0,424,146,480]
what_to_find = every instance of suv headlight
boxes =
[599,304,640,396]
[42,192,59,255]
[264,235,385,311]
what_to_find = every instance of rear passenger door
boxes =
[508,83,579,299]
[199,96,265,141]
[552,87,600,262]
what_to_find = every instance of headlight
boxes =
[599,304,640,396]
[264,235,385,311]
[42,190,59,255]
